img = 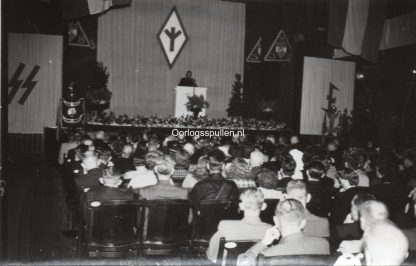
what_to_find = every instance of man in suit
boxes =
[239,199,329,263]
[84,168,135,203]
[178,70,197,87]
[303,161,334,217]
[284,180,330,238]
[206,188,272,262]
[190,149,239,205]
[74,154,104,189]
[139,157,188,200]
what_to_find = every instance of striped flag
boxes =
[62,0,131,20]
[327,0,386,62]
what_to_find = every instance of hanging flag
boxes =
[264,30,293,62]
[327,0,387,63]
[246,37,263,63]
[61,0,131,20]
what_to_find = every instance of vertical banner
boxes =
[300,57,355,135]
[8,33,63,133]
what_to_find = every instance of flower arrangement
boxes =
[185,94,210,118]
[87,112,286,131]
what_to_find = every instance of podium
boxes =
[174,86,207,118]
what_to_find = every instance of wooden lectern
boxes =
[174,86,207,118]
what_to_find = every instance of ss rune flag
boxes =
[158,7,188,69]
[264,30,293,62]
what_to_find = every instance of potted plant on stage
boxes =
[85,62,112,116]
[186,94,210,119]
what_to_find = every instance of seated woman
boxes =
[225,158,256,190]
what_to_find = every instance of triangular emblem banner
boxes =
[246,37,263,63]
[264,30,293,62]
[68,21,94,49]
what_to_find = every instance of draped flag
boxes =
[327,0,386,63]
[62,0,131,19]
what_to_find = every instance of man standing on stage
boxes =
[178,70,198,87]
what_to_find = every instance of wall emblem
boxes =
[157,7,188,69]
[264,30,292,62]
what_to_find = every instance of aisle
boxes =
[7,154,73,261]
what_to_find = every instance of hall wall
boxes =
[97,0,245,118]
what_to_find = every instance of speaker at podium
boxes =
[174,86,207,118]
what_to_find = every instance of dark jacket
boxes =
[332,187,363,225]
[75,168,104,188]
[190,173,239,205]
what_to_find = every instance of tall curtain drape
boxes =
[300,57,355,135]
[8,33,62,134]
[97,0,245,118]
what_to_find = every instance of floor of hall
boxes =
[4,153,210,265]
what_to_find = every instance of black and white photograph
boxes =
[1,0,416,265]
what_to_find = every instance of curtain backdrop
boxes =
[8,33,62,134]
[97,0,245,118]
[300,57,355,135]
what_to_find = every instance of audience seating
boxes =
[80,200,142,258]
[259,199,279,224]
[217,237,256,266]
[140,199,193,256]
[191,199,241,252]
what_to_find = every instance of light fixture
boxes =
[356,73,365,80]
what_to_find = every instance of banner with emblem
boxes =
[264,29,293,62]
[8,33,63,134]
[246,37,263,63]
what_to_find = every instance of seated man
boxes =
[113,143,135,174]
[363,222,409,266]
[139,157,188,200]
[337,200,390,254]
[206,188,271,262]
[190,149,239,205]
[84,168,135,203]
[335,192,376,239]
[74,154,104,188]
[125,152,162,189]
[284,180,330,238]
[303,160,333,217]
[238,199,329,262]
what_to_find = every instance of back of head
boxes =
[359,200,389,232]
[364,222,409,266]
[154,157,175,178]
[239,188,265,212]
[207,149,226,172]
[82,154,99,171]
[172,149,191,169]
[280,153,297,176]
[250,150,264,168]
[225,157,252,180]
[351,192,376,221]
[101,168,122,187]
[145,150,164,170]
[307,160,325,179]
[286,180,308,207]
[256,169,279,189]
[275,198,305,226]
[95,130,105,140]
[336,167,359,187]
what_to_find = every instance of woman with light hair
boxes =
[225,158,256,190]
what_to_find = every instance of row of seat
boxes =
[77,198,244,258]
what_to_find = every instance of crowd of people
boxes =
[59,129,416,265]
